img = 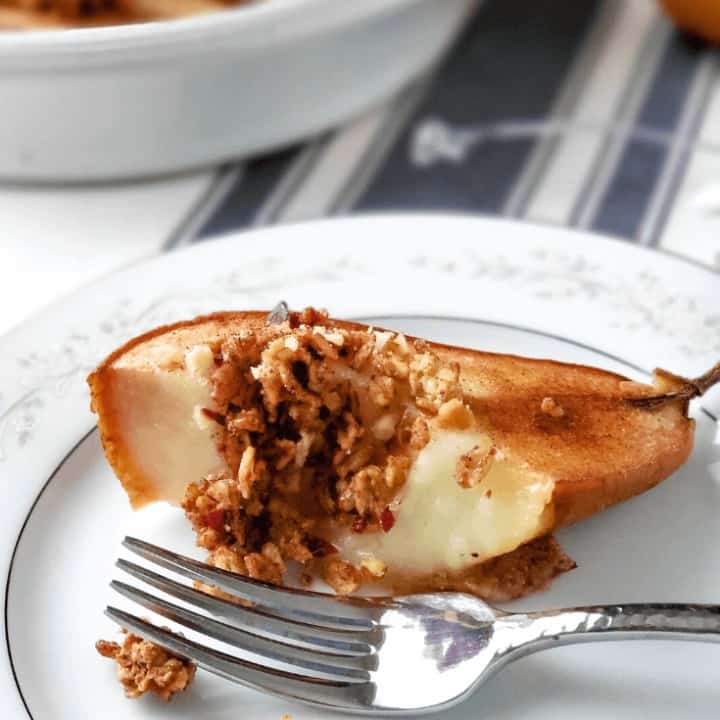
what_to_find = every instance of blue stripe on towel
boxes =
[591,33,707,240]
[352,0,600,214]
[196,146,303,240]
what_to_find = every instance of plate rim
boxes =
[2,212,717,344]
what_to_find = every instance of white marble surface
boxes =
[0,171,213,337]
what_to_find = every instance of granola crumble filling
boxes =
[96,632,196,701]
[181,308,468,593]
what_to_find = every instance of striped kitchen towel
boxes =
[171,0,720,271]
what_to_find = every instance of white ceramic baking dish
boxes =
[0,0,476,181]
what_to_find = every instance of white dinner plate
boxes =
[1,214,719,719]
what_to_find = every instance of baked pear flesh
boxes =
[89,309,707,600]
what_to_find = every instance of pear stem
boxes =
[628,361,720,409]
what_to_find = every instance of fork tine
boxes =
[110,581,374,676]
[122,537,380,631]
[105,607,375,710]
[116,559,376,657]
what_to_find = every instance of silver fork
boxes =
[107,537,720,715]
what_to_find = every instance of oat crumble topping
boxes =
[96,632,196,700]
[181,307,470,594]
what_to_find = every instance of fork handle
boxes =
[500,604,720,658]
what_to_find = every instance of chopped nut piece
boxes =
[410,353,461,410]
[337,411,364,451]
[385,455,410,489]
[227,407,266,434]
[185,344,214,380]
[322,557,361,595]
[339,465,382,515]
[205,477,236,507]
[294,430,314,467]
[368,375,395,407]
[360,556,387,578]
[540,396,565,418]
[372,413,397,441]
[409,415,431,449]
[373,330,394,352]
[96,632,196,701]
[284,335,300,351]
[395,334,409,353]
[209,544,246,574]
[237,445,259,499]
[436,398,475,430]
[313,326,346,346]
[388,357,410,379]
[456,445,497,488]
[244,543,285,584]
[154,344,185,369]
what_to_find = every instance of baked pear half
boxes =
[89,308,716,601]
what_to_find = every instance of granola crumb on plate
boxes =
[96,631,196,701]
